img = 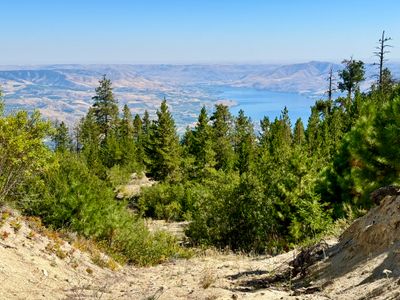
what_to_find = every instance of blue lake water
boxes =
[216,87,316,125]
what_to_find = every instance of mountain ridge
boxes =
[0,61,399,128]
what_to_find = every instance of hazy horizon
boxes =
[1,1,400,65]
[1,59,400,67]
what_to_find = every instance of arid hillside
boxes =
[1,187,400,299]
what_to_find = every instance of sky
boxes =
[1,0,400,64]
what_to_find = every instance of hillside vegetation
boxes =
[1,37,400,267]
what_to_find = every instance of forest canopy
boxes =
[1,33,399,259]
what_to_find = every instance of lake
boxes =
[216,86,317,126]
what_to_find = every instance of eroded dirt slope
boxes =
[2,188,400,299]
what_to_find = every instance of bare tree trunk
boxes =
[328,67,333,102]
[375,30,392,91]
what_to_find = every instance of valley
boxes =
[2,61,395,130]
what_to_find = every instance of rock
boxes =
[370,185,400,205]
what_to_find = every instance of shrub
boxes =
[138,181,197,221]
[187,166,330,253]
[0,110,52,203]
[320,95,400,216]
[186,171,280,252]
[22,152,187,266]
[106,164,133,188]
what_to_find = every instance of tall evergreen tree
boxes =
[259,116,271,147]
[142,110,151,134]
[327,107,345,155]
[120,104,134,138]
[190,106,216,173]
[101,130,123,168]
[147,100,181,181]
[92,75,119,138]
[77,108,105,176]
[257,116,272,175]
[141,110,153,167]
[210,104,235,171]
[52,121,72,152]
[234,110,256,174]
[293,118,305,146]
[119,104,136,166]
[306,107,322,154]
[269,107,292,157]
[133,113,146,168]
[133,113,143,142]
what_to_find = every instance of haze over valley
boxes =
[2,61,398,130]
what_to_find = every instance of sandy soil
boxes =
[115,173,156,200]
[2,192,400,300]
[0,209,314,300]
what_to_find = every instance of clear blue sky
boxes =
[1,0,399,64]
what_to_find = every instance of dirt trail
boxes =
[0,208,313,299]
[2,188,400,299]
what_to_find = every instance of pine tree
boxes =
[119,104,136,166]
[190,106,216,173]
[338,58,365,99]
[142,110,151,133]
[141,110,153,167]
[210,104,235,171]
[147,99,181,181]
[76,108,105,176]
[133,113,146,168]
[101,130,123,168]
[347,96,400,203]
[92,75,119,138]
[269,107,292,157]
[257,116,272,180]
[120,104,134,138]
[234,109,256,174]
[306,107,321,154]
[293,118,305,146]
[380,68,395,97]
[259,116,271,147]
[133,113,143,143]
[52,121,72,152]
[258,107,293,191]
[327,107,345,154]
[182,126,195,153]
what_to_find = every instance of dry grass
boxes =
[45,241,68,259]
[9,219,22,232]
[73,238,120,271]
[199,267,217,289]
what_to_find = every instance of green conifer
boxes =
[92,75,119,138]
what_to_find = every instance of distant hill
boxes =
[0,62,399,129]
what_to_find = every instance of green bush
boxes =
[0,110,52,203]
[139,166,331,253]
[22,152,186,266]
[186,171,280,253]
[138,181,197,221]
[106,164,133,188]
[320,95,400,216]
